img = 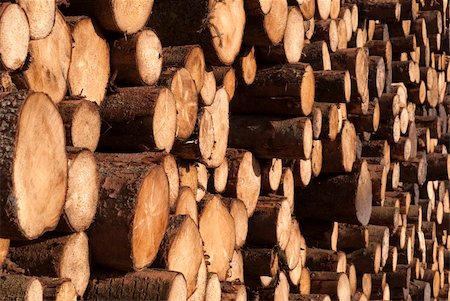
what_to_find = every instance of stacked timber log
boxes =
[1,0,450,301]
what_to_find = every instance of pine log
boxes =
[261,158,283,193]
[358,0,401,21]
[321,121,357,172]
[178,161,198,198]
[235,46,257,86]
[309,272,351,301]
[370,206,399,233]
[212,66,236,100]
[153,215,203,297]
[56,148,98,233]
[278,167,295,212]
[220,197,248,248]
[254,271,290,301]
[0,91,67,240]
[57,99,100,152]
[347,243,382,273]
[198,195,236,281]
[313,70,351,103]
[0,238,9,266]
[85,270,187,301]
[210,157,228,194]
[223,149,261,217]
[367,225,390,267]
[426,153,450,180]
[17,0,55,40]
[148,0,245,65]
[336,223,368,251]
[200,70,216,106]
[229,115,313,159]
[90,159,169,271]
[227,249,244,283]
[422,269,440,298]
[22,11,71,103]
[9,232,89,296]
[306,248,347,273]
[174,187,198,225]
[242,248,279,288]
[0,3,29,70]
[195,163,208,202]
[300,41,331,71]
[399,153,428,185]
[283,219,302,270]
[310,19,339,52]
[247,196,291,250]
[368,56,386,98]
[0,275,43,301]
[188,257,207,301]
[296,160,372,225]
[39,277,77,301]
[66,16,109,105]
[300,220,338,251]
[98,86,177,152]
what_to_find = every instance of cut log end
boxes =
[153,88,177,152]
[68,100,101,152]
[284,7,304,63]
[17,0,55,40]
[12,92,67,239]
[0,275,43,301]
[132,165,170,270]
[136,30,163,85]
[342,121,357,172]
[356,160,373,226]
[301,67,316,116]
[0,3,29,70]
[200,70,216,106]
[109,0,154,34]
[234,150,261,217]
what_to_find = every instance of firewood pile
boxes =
[1,0,450,300]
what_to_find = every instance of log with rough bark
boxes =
[347,243,382,274]
[0,3,30,71]
[242,248,279,288]
[247,196,292,250]
[148,0,245,65]
[0,275,43,301]
[58,99,101,152]
[98,86,177,152]
[229,115,313,159]
[296,160,372,225]
[66,16,110,104]
[260,158,282,193]
[336,223,368,251]
[9,232,89,296]
[300,41,332,71]
[172,88,229,168]
[198,194,236,281]
[232,64,315,116]
[321,121,357,172]
[0,91,67,240]
[358,0,401,21]
[153,215,203,297]
[426,153,450,180]
[314,70,351,103]
[89,158,169,271]
[223,149,261,217]
[309,271,351,301]
[300,220,338,251]
[244,0,288,46]
[22,11,71,104]
[310,19,339,52]
[56,148,98,233]
[39,277,77,301]
[306,248,347,273]
[85,270,187,301]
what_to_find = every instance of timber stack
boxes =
[1,0,450,300]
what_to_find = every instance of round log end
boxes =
[131,165,170,269]
[175,187,198,225]
[17,0,55,40]
[328,19,339,52]
[263,0,288,45]
[0,3,29,70]
[110,0,154,34]
[236,151,261,217]
[355,160,373,226]
[70,100,101,152]
[277,198,293,250]
[14,92,67,239]
[285,219,301,270]
[284,7,304,63]
[28,278,44,301]
[184,46,206,92]
[213,158,228,193]
[200,70,217,106]
[169,273,189,301]
[153,88,177,152]
[337,273,351,301]
[240,47,257,85]
[341,121,357,172]
[230,198,248,248]
[136,29,163,85]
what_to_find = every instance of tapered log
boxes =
[370,206,399,233]
[247,196,291,250]
[98,86,176,152]
[309,272,351,301]
[66,16,109,105]
[232,64,315,116]
[299,220,338,251]
[90,159,169,271]
[39,277,77,301]
[200,70,216,106]
[296,160,372,225]
[210,158,228,194]
[148,0,245,65]
[58,99,100,152]
[229,115,313,159]
[22,11,71,103]
[306,248,347,273]
[172,88,229,168]
[235,47,257,85]
[153,215,203,297]
[223,149,261,217]
[314,70,351,103]
[321,121,357,172]
[0,91,67,240]
[56,148,98,233]
[300,41,331,71]
[9,232,89,296]
[0,275,43,301]
[0,3,29,71]
[198,195,235,281]
[175,187,198,224]
[111,29,163,86]
[212,66,236,100]
[242,248,279,288]
[85,270,186,301]
[278,167,295,212]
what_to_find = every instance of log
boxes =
[232,64,315,116]
[347,243,382,274]
[300,220,338,251]
[255,271,290,300]
[163,45,206,92]
[291,294,331,300]
[39,277,77,301]
[204,273,221,301]
[247,196,291,250]
[148,0,245,65]
[235,46,257,85]
[243,0,287,46]
[221,197,248,248]
[66,16,110,105]
[17,0,54,40]
[229,115,313,159]
[296,160,372,225]
[0,91,67,240]
[313,70,351,103]
[370,206,400,233]
[0,275,43,301]
[212,66,236,100]
[306,248,347,273]
[358,0,401,21]
[278,167,295,212]
[367,225,390,267]
[172,88,229,168]
[0,3,30,70]
[153,215,203,297]
[0,238,9,266]
[261,158,283,193]
[9,232,89,296]
[178,161,198,199]
[198,195,236,281]
[223,149,261,217]
[321,121,357,172]
[244,0,272,16]
[426,153,450,180]
[242,248,279,288]
[309,271,351,301]
[337,223,368,251]
[283,219,302,270]
[227,249,244,283]
[195,163,208,201]
[422,269,440,298]
[221,282,247,301]
[57,99,101,152]
[22,10,71,104]
[200,70,216,106]
[311,140,324,177]
[85,270,187,301]
[174,187,198,225]
[188,257,207,301]
[90,159,169,271]
[399,153,428,185]
[210,158,228,194]
[300,41,332,71]
[56,148,98,233]
[368,56,386,98]
[98,86,177,152]
[310,19,339,52]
